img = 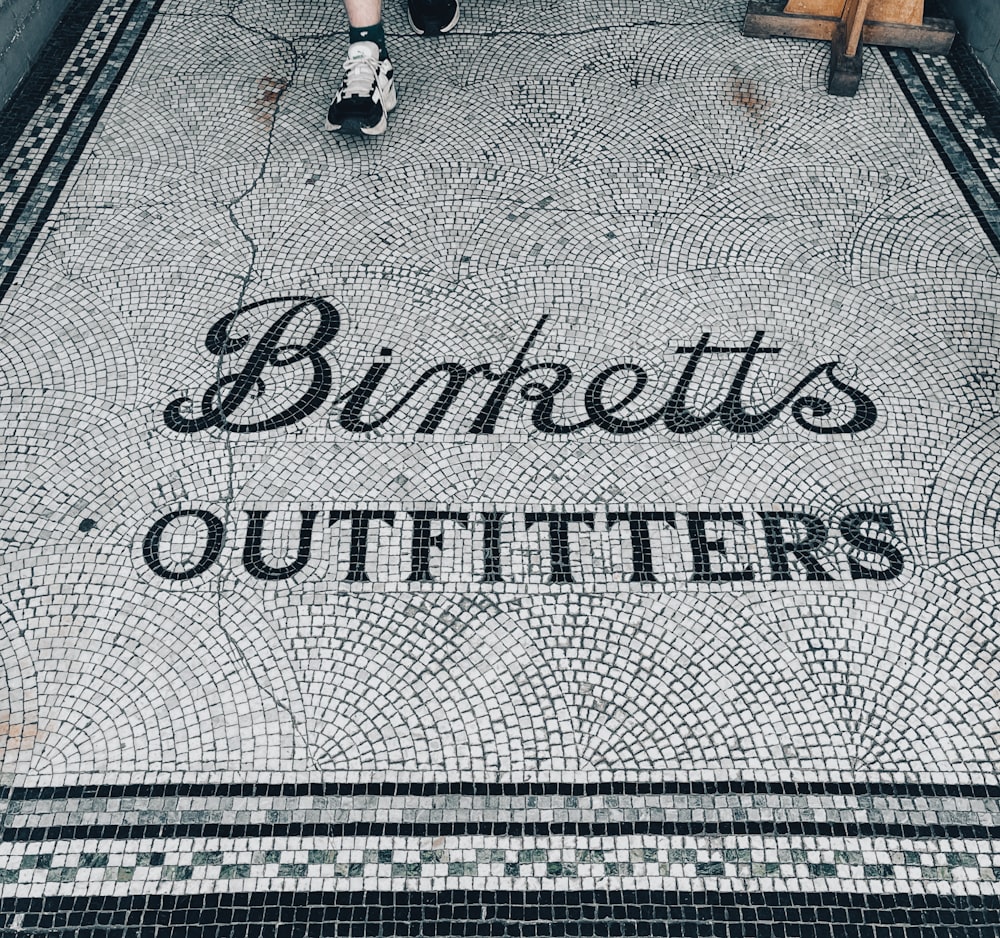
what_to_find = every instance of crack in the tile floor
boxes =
[205,16,320,771]
[430,20,742,36]
[160,10,738,37]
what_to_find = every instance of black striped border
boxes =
[2,890,998,936]
[4,818,999,843]
[5,778,1000,800]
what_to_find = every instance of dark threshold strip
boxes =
[0,0,164,302]
[0,0,107,163]
[6,778,1000,801]
[906,49,1000,209]
[883,49,1000,258]
[2,890,999,936]
[5,924,998,938]
[947,34,1000,141]
[4,819,1000,843]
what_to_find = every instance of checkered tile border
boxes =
[2,788,998,895]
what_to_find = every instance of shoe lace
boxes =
[340,48,379,97]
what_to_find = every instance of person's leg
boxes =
[344,0,387,55]
[326,0,396,136]
[344,0,380,24]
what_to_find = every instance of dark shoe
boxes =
[408,0,459,35]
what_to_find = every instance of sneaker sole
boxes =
[325,114,387,136]
[408,0,460,35]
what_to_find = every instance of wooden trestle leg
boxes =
[742,0,955,96]
[829,0,871,95]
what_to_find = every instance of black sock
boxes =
[349,21,388,58]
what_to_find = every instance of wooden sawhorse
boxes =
[743,1,955,96]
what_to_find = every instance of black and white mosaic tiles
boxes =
[1,0,999,932]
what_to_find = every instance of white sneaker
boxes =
[326,41,397,136]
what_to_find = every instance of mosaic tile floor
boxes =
[1,0,999,933]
